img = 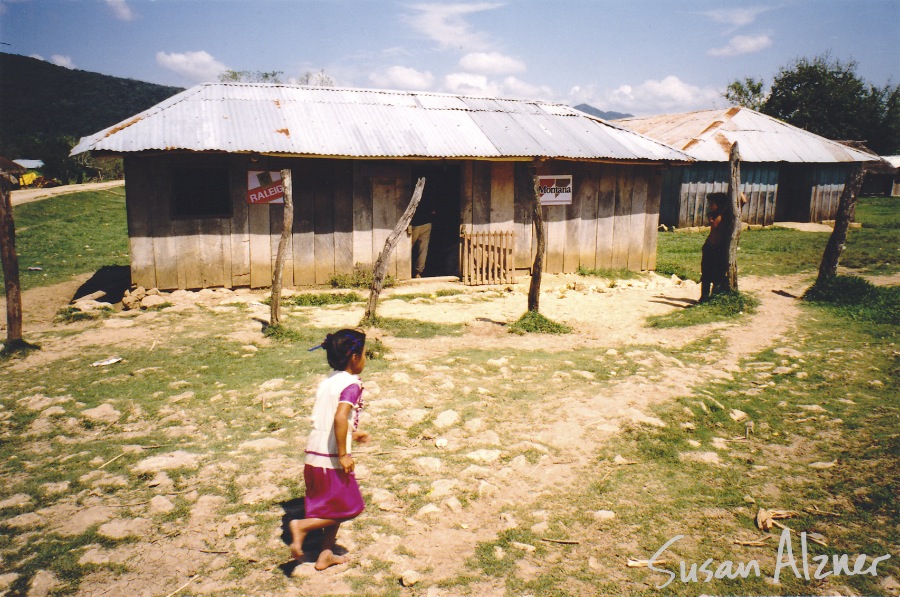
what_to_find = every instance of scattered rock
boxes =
[434,437,448,449]
[0,493,32,509]
[395,408,429,428]
[511,541,535,553]
[238,438,287,450]
[400,570,422,587]
[773,347,802,358]
[466,449,501,463]
[98,518,150,540]
[679,451,722,465]
[391,372,411,384]
[711,437,729,450]
[486,357,509,367]
[6,512,42,528]
[493,546,505,560]
[370,488,401,512]
[808,460,837,469]
[149,495,175,514]
[0,573,18,593]
[27,570,59,597]
[687,439,701,448]
[416,504,441,517]
[140,294,168,309]
[41,481,69,495]
[81,403,121,424]
[242,483,283,505]
[59,506,114,536]
[430,479,459,497]
[593,510,616,521]
[442,496,463,513]
[434,409,460,429]
[132,450,200,473]
[259,378,286,391]
[729,409,748,423]
[413,457,442,473]
[680,422,696,431]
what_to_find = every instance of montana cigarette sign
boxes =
[537,175,572,205]
[246,170,284,204]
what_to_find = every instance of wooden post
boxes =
[725,142,742,292]
[364,177,426,321]
[817,163,864,283]
[0,174,23,347]
[528,165,546,312]
[270,169,294,326]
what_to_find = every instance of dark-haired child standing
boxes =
[290,329,370,570]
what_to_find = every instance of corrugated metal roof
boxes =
[615,107,876,163]
[71,83,690,162]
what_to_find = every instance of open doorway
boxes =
[410,163,461,277]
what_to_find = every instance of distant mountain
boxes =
[0,52,183,179]
[573,104,633,121]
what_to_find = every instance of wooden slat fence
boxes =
[460,230,515,285]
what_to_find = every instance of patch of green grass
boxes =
[273,292,363,306]
[508,311,572,334]
[364,337,389,360]
[54,306,114,323]
[359,316,464,338]
[142,301,172,311]
[387,288,465,302]
[576,265,645,280]
[329,270,395,289]
[803,275,900,325]
[647,291,759,328]
[8,189,129,294]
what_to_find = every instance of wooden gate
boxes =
[459,230,515,285]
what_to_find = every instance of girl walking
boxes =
[290,329,370,570]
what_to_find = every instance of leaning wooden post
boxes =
[527,164,546,312]
[817,163,865,283]
[270,169,294,326]
[0,173,23,347]
[725,142,742,292]
[363,177,426,322]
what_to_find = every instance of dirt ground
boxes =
[2,270,897,596]
[10,180,125,207]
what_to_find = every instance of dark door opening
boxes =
[410,163,461,277]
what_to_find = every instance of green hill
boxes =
[0,52,183,182]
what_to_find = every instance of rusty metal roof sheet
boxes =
[615,107,876,163]
[71,83,690,162]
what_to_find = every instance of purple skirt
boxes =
[304,464,365,520]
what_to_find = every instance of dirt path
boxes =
[10,180,124,206]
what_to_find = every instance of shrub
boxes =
[804,275,899,325]
[508,311,572,334]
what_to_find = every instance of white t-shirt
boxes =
[304,371,362,469]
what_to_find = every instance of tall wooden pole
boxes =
[270,169,294,326]
[364,177,426,322]
[817,163,864,283]
[725,142,742,292]
[0,177,23,346]
[527,165,546,312]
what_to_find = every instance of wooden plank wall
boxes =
[809,165,848,223]
[126,155,667,289]
[512,161,663,274]
[668,164,779,228]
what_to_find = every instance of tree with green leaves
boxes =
[219,70,284,83]
[724,78,766,111]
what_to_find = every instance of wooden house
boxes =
[71,83,688,290]
[616,107,878,228]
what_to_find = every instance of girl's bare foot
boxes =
[314,549,349,570]
[288,519,307,561]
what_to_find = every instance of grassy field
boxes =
[0,190,897,595]
[7,188,129,294]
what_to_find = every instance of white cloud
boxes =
[405,3,503,51]
[370,65,435,90]
[156,50,228,83]
[51,54,75,69]
[443,72,499,96]
[708,34,773,57]
[30,53,44,61]
[498,76,552,100]
[104,0,134,21]
[578,75,721,116]
[702,6,771,28]
[458,52,525,75]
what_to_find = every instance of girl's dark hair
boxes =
[322,329,366,371]
[706,192,729,208]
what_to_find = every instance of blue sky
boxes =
[1,0,898,115]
